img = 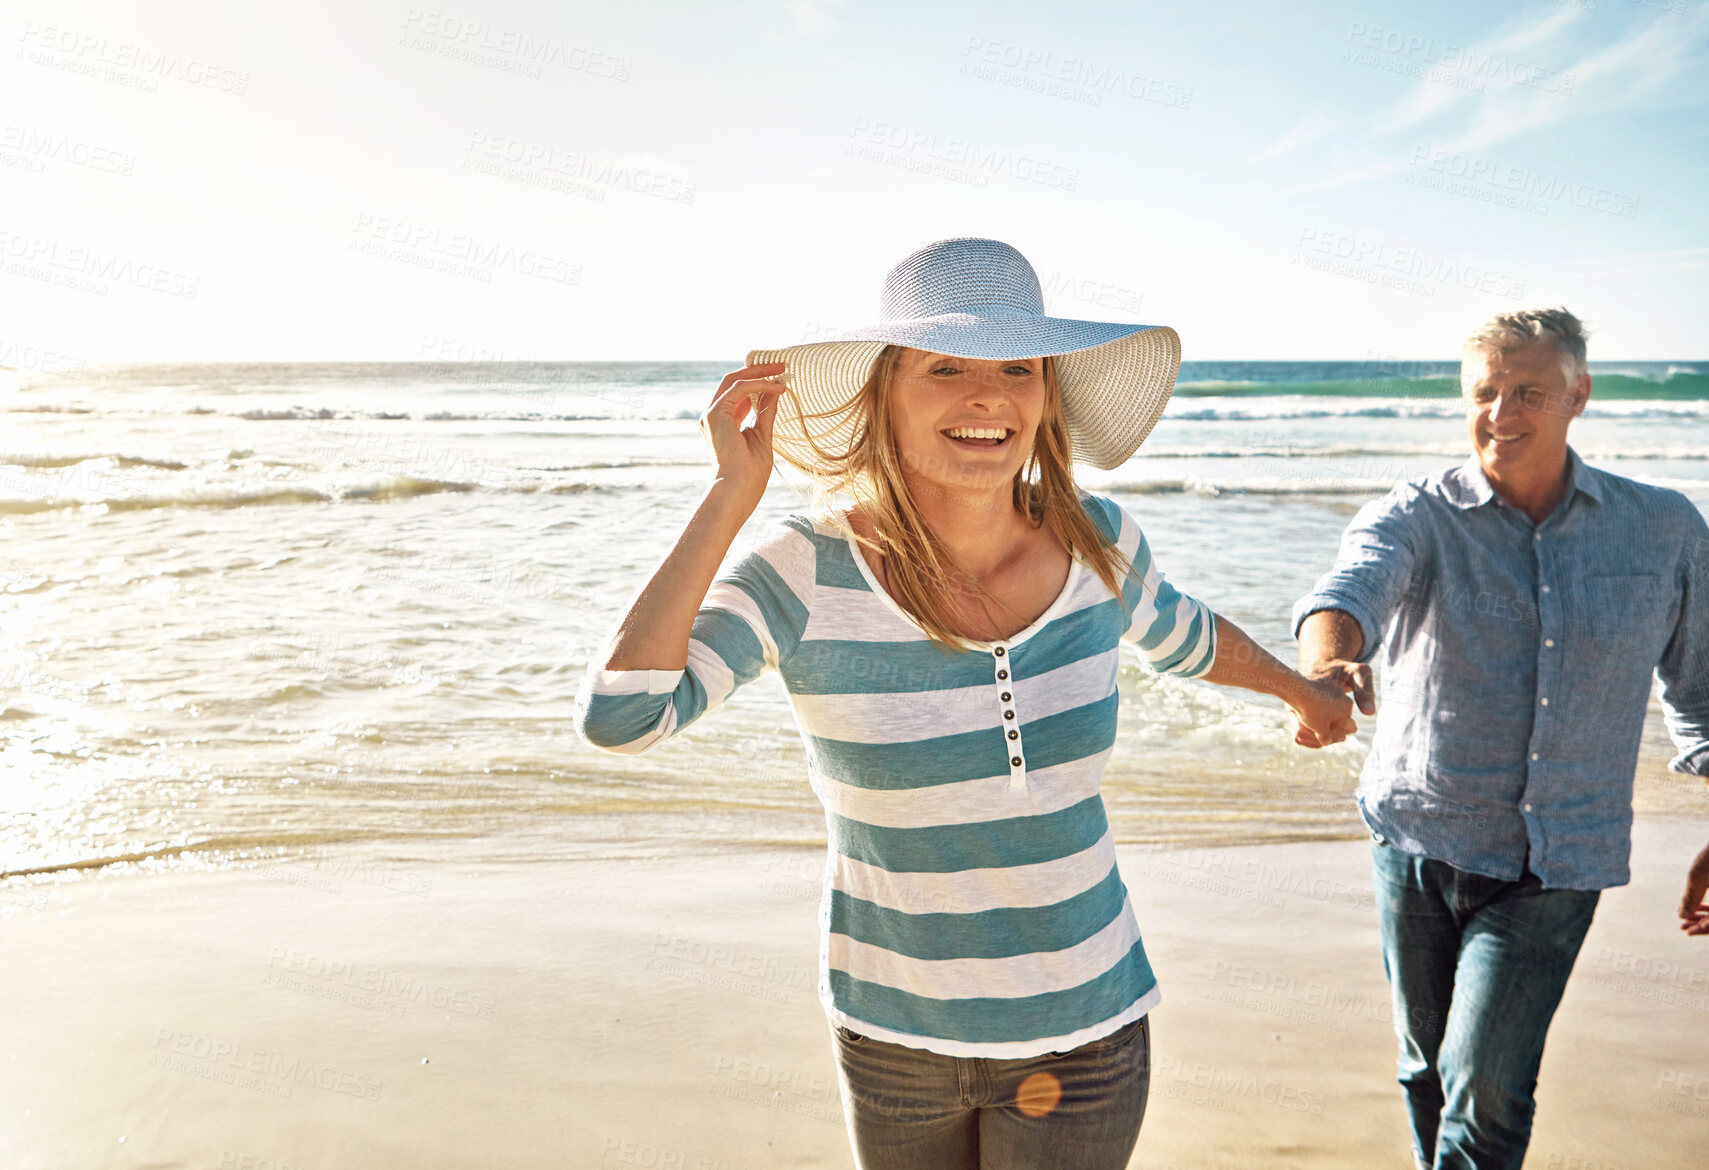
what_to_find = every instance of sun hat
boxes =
[745,237,1181,471]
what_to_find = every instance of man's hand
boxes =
[1296,610,1374,737]
[1681,841,1709,937]
[1304,658,1376,719]
[1287,677,1358,748]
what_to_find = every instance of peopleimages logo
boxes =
[349,213,581,285]
[0,125,135,175]
[1342,22,1578,94]
[15,22,251,93]
[1406,147,1640,219]
[958,37,1192,109]
[398,8,631,80]
[846,119,1079,190]
[463,133,696,204]
[150,1028,383,1101]
[1294,228,1527,301]
[0,229,198,298]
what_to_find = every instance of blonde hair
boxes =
[772,344,1145,654]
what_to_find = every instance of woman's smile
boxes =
[940,425,1014,449]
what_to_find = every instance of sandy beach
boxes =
[2,815,1704,1169]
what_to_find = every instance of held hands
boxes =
[1287,676,1359,749]
[1295,658,1376,748]
[701,362,790,508]
[1199,616,1359,749]
[1682,841,1709,937]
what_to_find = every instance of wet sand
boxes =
[2,816,1705,1169]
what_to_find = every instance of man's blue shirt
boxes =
[1292,447,1709,890]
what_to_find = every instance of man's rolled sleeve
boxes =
[1659,517,1709,777]
[1290,486,1421,663]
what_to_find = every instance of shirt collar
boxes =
[1443,456,1496,510]
[1443,445,1603,511]
[1565,445,1606,505]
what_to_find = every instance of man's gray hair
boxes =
[1462,307,1589,383]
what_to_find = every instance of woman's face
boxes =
[886,347,1045,505]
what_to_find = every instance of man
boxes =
[1291,307,1709,1170]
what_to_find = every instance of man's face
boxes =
[1461,341,1589,483]
[887,347,1045,504]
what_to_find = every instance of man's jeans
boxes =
[1371,837,1600,1170]
[830,1014,1150,1170]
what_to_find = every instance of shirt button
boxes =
[1010,756,1022,767]
[997,670,1008,680]
[1545,639,1554,648]
[1004,710,1016,720]
[1540,697,1549,706]
[994,647,1005,657]
[1007,730,1018,741]
[1533,533,1541,542]
[1000,692,1011,701]
[1541,585,1550,593]
[1524,803,1534,812]
[1531,752,1539,761]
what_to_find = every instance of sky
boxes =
[1,0,1705,364]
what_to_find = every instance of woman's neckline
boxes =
[836,506,1083,650]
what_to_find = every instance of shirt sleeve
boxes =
[1090,495,1217,679]
[1290,483,1422,663]
[1658,510,1709,777]
[572,514,816,754]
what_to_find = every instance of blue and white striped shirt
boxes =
[574,492,1217,1057]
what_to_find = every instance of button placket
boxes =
[993,644,1025,789]
[1524,530,1555,814]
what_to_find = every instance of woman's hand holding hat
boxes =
[701,362,788,511]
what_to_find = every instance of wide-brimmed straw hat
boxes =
[746,237,1180,471]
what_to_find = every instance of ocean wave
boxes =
[238,407,345,420]
[0,452,189,471]
[1591,364,1702,381]
[0,832,364,879]
[1138,443,1467,459]
[1163,399,1709,421]
[341,477,477,501]
[1098,473,1709,497]
[0,457,1696,515]
[1620,476,1709,494]
[6,384,1706,424]
[1098,477,1400,496]
[1139,443,1709,461]
[0,478,488,515]
[545,482,623,495]
[1166,402,1461,421]
[0,471,647,514]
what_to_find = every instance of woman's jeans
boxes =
[830,1014,1150,1170]
[1370,837,1601,1170]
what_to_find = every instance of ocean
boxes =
[2,360,1705,888]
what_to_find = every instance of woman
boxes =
[574,238,1355,1169]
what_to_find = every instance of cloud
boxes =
[782,0,844,40]
[1266,4,1709,197]
[1248,113,1342,163]
[1371,4,1588,138]
[1548,246,1709,278]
